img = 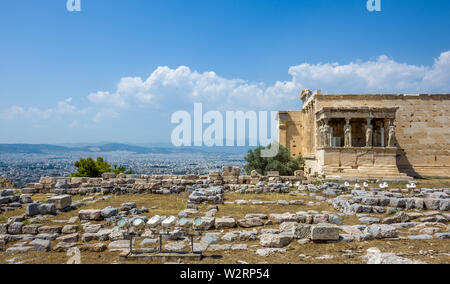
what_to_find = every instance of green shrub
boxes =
[387,208,399,215]
[71,157,133,178]
[244,144,304,176]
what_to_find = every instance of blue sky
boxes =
[0,0,449,144]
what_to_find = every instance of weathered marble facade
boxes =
[278,90,450,180]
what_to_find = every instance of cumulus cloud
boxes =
[287,52,450,94]
[3,97,86,120]
[4,51,450,124]
[87,51,450,112]
[87,66,299,111]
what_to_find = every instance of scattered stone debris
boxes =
[362,247,426,264]
[0,167,449,264]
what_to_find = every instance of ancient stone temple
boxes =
[278,90,450,180]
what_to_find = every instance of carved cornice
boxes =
[316,107,399,121]
[315,94,450,100]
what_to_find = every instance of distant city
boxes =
[0,144,250,188]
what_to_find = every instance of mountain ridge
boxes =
[0,143,252,155]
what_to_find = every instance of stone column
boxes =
[323,118,331,147]
[344,118,352,147]
[365,118,373,147]
[388,120,396,147]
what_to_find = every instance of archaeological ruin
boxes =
[1,167,449,264]
[1,92,449,264]
[278,90,450,180]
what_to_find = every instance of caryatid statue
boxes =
[365,119,373,147]
[318,121,323,147]
[321,125,326,147]
[323,120,331,147]
[344,119,352,147]
[388,122,396,147]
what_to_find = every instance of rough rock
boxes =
[101,206,119,218]
[201,233,221,244]
[36,233,59,240]
[408,234,433,240]
[231,244,248,251]
[38,226,62,234]
[30,239,51,252]
[424,199,441,210]
[280,222,312,239]
[362,247,426,264]
[435,233,450,239]
[84,224,103,234]
[364,224,398,239]
[22,225,41,235]
[193,217,215,230]
[359,217,380,224]
[6,246,32,253]
[48,195,72,210]
[0,224,8,234]
[38,204,56,215]
[310,224,340,241]
[57,233,79,243]
[62,225,78,234]
[260,234,292,248]
[108,240,131,252]
[255,248,286,257]
[215,217,236,229]
[8,222,23,235]
[237,218,264,228]
[165,241,187,251]
[53,242,76,252]
[140,238,158,247]
[26,203,40,216]
[79,209,103,221]
[382,212,411,224]
[222,232,238,242]
[270,213,300,224]
[79,243,107,252]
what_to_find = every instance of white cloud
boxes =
[87,65,297,110]
[3,97,86,120]
[88,77,154,108]
[287,52,450,94]
[87,51,450,112]
[4,51,450,124]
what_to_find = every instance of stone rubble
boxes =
[0,168,448,264]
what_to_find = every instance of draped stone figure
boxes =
[323,124,331,147]
[344,123,352,147]
[365,124,373,147]
[318,123,324,147]
[320,126,325,147]
[388,124,396,147]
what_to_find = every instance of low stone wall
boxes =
[20,167,304,196]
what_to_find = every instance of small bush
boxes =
[244,144,304,176]
[387,208,399,215]
[71,157,133,177]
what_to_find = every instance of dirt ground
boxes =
[1,179,449,264]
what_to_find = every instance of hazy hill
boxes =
[0,143,251,155]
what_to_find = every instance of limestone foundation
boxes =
[278,91,450,180]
